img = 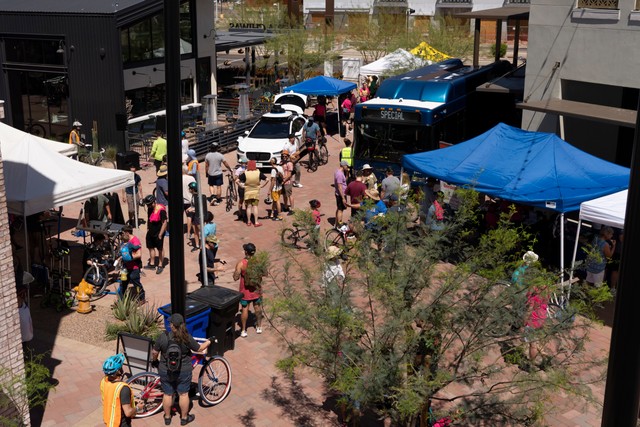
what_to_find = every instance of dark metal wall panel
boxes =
[0,13,127,150]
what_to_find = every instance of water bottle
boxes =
[120,268,128,282]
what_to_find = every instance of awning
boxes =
[455,6,530,20]
[214,30,275,53]
[476,64,526,95]
[517,99,637,128]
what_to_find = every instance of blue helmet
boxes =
[102,353,126,375]
[181,131,186,137]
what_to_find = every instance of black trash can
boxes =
[116,151,141,171]
[157,298,211,338]
[188,286,243,356]
[326,111,339,136]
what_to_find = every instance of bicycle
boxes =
[82,255,123,301]
[25,117,46,137]
[281,222,318,250]
[324,222,358,253]
[225,171,238,212]
[126,338,232,417]
[304,137,319,172]
[78,143,117,169]
[317,136,329,165]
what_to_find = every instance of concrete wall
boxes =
[523,0,640,159]
[0,151,29,426]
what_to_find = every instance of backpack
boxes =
[274,167,284,186]
[165,333,183,373]
[120,243,133,262]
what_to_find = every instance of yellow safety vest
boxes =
[69,129,81,145]
[100,377,133,427]
[340,147,353,166]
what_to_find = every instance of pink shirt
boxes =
[525,291,547,329]
[334,168,347,197]
[239,259,261,301]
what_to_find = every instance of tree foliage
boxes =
[266,189,608,426]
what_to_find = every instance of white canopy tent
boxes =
[360,49,428,77]
[570,190,627,285]
[1,131,135,267]
[0,121,77,157]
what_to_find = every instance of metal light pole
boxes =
[601,98,640,426]
[406,8,415,39]
[164,0,187,316]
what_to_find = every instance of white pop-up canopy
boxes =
[1,132,134,217]
[360,49,428,76]
[0,121,77,157]
[579,190,626,229]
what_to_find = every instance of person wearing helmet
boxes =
[205,142,232,206]
[186,181,208,251]
[181,131,190,164]
[143,193,168,273]
[100,353,141,426]
[69,121,83,147]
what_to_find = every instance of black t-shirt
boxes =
[153,332,200,372]
[119,385,132,427]
[206,247,216,285]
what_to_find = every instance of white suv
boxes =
[237,104,306,168]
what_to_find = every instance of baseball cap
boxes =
[242,243,256,255]
[340,160,349,167]
[170,313,185,326]
[362,164,373,170]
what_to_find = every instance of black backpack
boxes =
[165,333,182,373]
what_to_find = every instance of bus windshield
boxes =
[354,122,431,164]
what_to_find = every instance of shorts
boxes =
[335,194,346,211]
[271,190,281,202]
[146,231,165,250]
[238,187,245,202]
[126,193,137,214]
[586,270,605,286]
[284,183,293,197]
[240,297,262,307]
[208,174,223,187]
[159,368,192,395]
[245,198,259,207]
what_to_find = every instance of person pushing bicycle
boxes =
[100,354,143,427]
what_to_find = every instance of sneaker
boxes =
[191,246,200,252]
[144,263,156,270]
[240,330,248,338]
[156,267,164,274]
[256,327,262,334]
[272,216,283,221]
[287,211,295,216]
[293,183,303,188]
[180,414,195,426]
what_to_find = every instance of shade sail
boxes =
[283,76,356,96]
[402,123,629,212]
[0,121,77,156]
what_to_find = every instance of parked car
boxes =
[273,92,308,115]
[237,104,307,168]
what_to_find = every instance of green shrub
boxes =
[490,43,508,58]
[111,292,137,321]
[105,302,160,340]
[104,145,118,162]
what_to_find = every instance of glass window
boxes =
[179,1,193,55]
[577,0,618,8]
[128,19,153,62]
[249,117,291,139]
[354,122,428,164]
[4,38,64,66]
[125,78,194,117]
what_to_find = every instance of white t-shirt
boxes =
[283,138,298,155]
[270,165,284,191]
[323,260,345,286]
[182,174,196,204]
[181,138,190,164]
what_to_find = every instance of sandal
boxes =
[246,222,253,227]
[164,416,172,425]
[254,223,263,228]
[181,414,195,425]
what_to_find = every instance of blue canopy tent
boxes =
[283,75,356,96]
[402,122,630,277]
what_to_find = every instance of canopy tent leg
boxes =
[568,218,583,302]
[560,213,565,304]
[133,191,138,229]
[23,211,30,271]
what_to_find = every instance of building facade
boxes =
[521,0,640,166]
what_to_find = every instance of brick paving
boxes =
[27,124,613,426]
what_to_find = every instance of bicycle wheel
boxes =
[127,372,164,417]
[306,151,318,172]
[199,356,232,406]
[225,183,236,212]
[29,123,46,137]
[97,158,117,169]
[324,229,346,251]
[319,144,329,165]
[83,263,110,300]
[78,153,92,164]
[281,228,299,248]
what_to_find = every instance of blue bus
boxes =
[353,59,516,177]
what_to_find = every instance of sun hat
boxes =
[365,188,380,201]
[157,165,168,176]
[205,235,219,244]
[523,251,539,264]
[361,164,373,170]
[326,245,342,259]
[170,313,185,326]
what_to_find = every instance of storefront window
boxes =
[4,39,64,66]
[125,78,194,117]
[121,0,193,66]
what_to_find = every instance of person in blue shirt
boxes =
[302,116,322,144]
[363,188,387,230]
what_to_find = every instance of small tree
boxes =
[267,189,608,425]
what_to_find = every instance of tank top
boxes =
[239,258,261,300]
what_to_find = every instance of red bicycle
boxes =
[126,338,232,417]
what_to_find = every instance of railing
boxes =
[506,0,530,4]
[438,0,472,4]
[577,0,618,8]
